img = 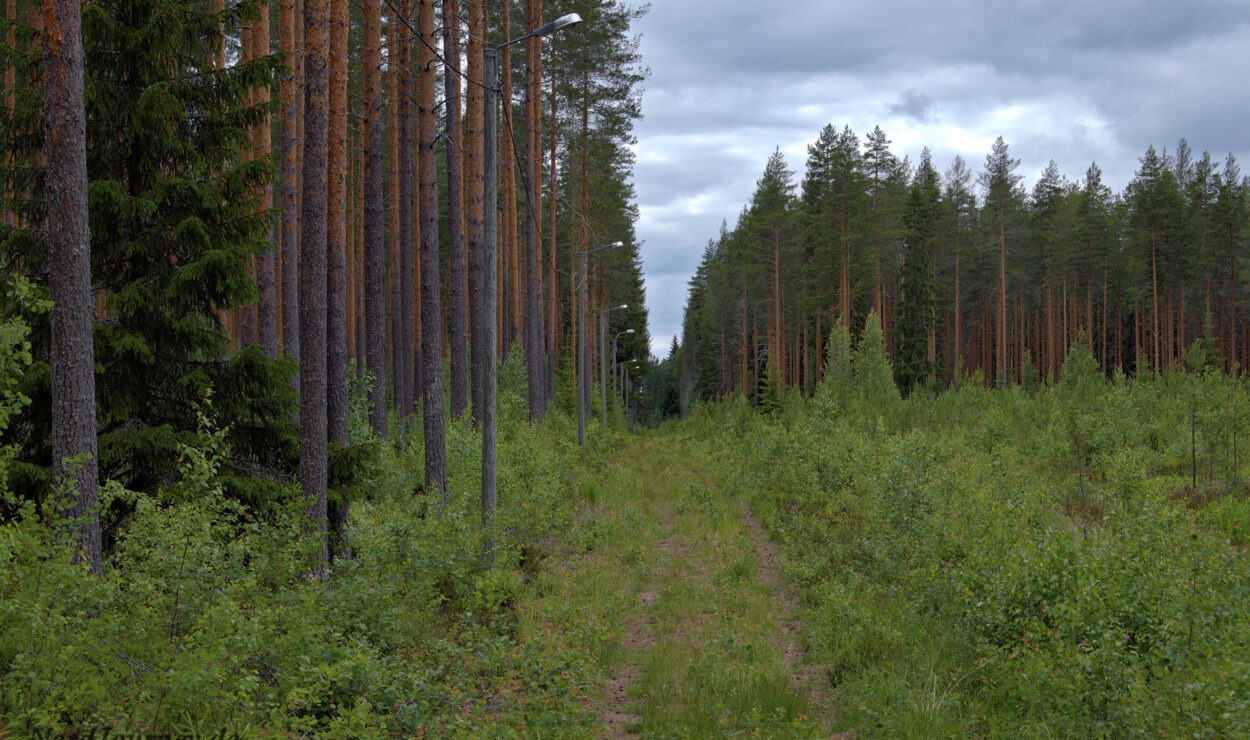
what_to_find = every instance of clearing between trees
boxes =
[526,432,838,737]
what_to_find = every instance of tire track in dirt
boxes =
[596,436,841,737]
[735,500,843,736]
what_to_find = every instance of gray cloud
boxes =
[889,89,936,123]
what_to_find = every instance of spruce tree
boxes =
[853,311,899,408]
[1,0,296,524]
[895,149,940,396]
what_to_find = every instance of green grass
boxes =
[527,432,830,737]
[683,369,1250,738]
[11,350,1250,737]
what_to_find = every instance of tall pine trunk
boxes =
[466,0,485,425]
[524,0,547,419]
[501,0,520,354]
[280,0,302,362]
[953,214,962,386]
[43,0,101,573]
[546,62,560,398]
[387,9,401,420]
[418,0,447,494]
[396,0,415,421]
[255,0,278,358]
[362,0,386,435]
[1151,224,1160,373]
[3,0,16,228]
[443,0,468,419]
[326,0,350,558]
[300,0,330,574]
[997,206,1007,386]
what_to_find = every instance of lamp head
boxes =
[534,13,582,38]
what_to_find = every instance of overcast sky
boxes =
[626,0,1250,359]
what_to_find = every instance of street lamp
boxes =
[612,328,635,418]
[482,12,582,536]
[622,362,642,427]
[598,304,628,429]
[576,240,622,445]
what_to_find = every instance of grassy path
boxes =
[524,431,837,737]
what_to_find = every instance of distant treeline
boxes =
[678,124,1248,403]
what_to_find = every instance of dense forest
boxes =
[677,125,1250,405]
[0,0,650,569]
[7,0,1250,735]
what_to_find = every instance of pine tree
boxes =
[443,0,468,420]
[735,149,796,400]
[279,0,301,362]
[1127,145,1187,373]
[42,0,100,571]
[941,155,977,385]
[801,124,864,332]
[862,126,907,351]
[1215,155,1248,370]
[979,136,1024,386]
[417,0,446,495]
[361,0,386,435]
[325,0,349,558]
[894,149,940,395]
[523,0,548,420]
[1075,163,1115,370]
[1029,159,1067,382]
[299,0,330,572]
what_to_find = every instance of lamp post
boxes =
[482,12,581,534]
[621,358,639,427]
[576,240,622,445]
[597,305,628,429]
[612,328,635,418]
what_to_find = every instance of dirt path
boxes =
[584,435,838,737]
[735,500,842,732]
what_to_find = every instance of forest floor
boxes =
[525,431,841,737]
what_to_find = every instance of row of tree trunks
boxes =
[25,0,637,577]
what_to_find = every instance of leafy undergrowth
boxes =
[0,356,609,736]
[690,355,1250,737]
